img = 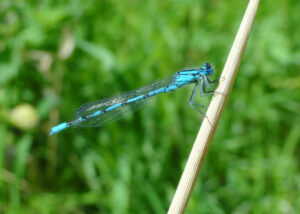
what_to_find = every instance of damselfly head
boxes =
[202,63,214,76]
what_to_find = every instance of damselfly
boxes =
[49,63,219,135]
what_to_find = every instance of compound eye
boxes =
[205,63,211,69]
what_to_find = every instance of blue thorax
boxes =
[175,63,214,87]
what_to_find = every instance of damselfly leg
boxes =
[200,76,220,97]
[189,81,207,115]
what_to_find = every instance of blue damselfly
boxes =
[49,63,219,135]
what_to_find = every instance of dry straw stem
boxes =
[167,0,260,213]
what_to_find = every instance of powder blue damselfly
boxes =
[49,63,219,135]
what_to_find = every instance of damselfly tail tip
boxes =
[49,122,69,135]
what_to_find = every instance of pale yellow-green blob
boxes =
[9,103,40,130]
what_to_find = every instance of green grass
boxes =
[1,0,300,213]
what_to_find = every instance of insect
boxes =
[49,63,219,135]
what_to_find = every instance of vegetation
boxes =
[1,0,299,213]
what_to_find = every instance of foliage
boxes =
[0,0,300,213]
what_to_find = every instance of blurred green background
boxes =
[1,0,300,213]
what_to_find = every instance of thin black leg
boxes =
[199,78,215,97]
[207,77,220,84]
[189,80,199,106]
[189,80,207,114]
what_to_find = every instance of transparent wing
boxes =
[73,75,175,127]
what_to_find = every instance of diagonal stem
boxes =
[168,0,260,213]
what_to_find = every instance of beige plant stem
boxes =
[167,0,260,213]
